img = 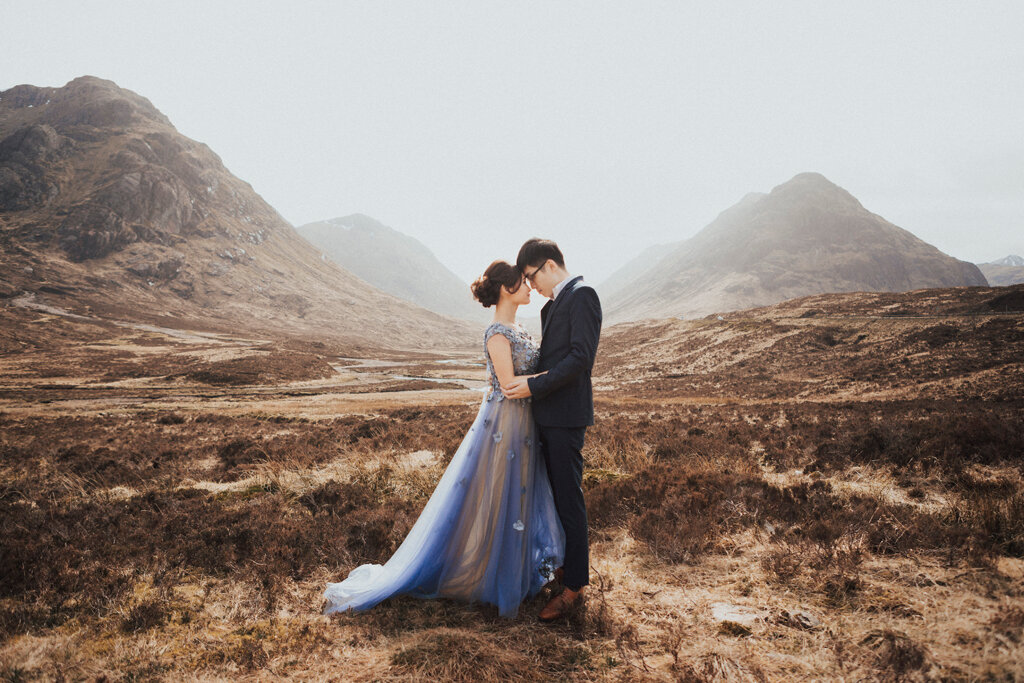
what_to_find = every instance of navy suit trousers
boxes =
[537,423,589,590]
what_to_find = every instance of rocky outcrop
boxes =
[0,76,170,129]
[0,124,74,211]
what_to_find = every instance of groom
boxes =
[503,238,602,623]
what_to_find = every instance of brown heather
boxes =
[0,285,1022,680]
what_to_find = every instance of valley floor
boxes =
[1,302,1022,681]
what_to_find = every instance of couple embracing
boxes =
[323,238,603,623]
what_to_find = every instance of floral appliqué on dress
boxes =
[483,322,540,402]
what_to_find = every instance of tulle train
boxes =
[322,393,565,618]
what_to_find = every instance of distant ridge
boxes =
[600,172,988,322]
[978,254,1024,286]
[296,214,485,322]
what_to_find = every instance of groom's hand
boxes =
[502,378,532,399]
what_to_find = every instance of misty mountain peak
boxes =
[768,172,864,211]
[991,254,1024,267]
[296,214,483,322]
[326,213,391,233]
[600,173,986,322]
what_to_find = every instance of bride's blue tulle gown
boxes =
[322,321,565,618]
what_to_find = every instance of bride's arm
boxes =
[486,334,517,391]
[487,335,547,397]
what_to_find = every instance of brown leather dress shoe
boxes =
[538,587,583,623]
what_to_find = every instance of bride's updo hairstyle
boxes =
[471,260,524,308]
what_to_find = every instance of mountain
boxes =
[0,76,475,350]
[600,173,988,322]
[296,214,485,322]
[598,241,673,299]
[978,255,1024,286]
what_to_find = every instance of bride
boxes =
[322,260,565,619]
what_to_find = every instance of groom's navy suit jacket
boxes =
[527,276,603,427]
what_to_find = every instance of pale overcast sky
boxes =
[3,1,1022,299]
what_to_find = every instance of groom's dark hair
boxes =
[516,238,565,271]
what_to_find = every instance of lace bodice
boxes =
[483,321,540,401]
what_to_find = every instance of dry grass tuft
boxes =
[859,629,935,680]
[389,627,537,681]
[677,651,769,682]
[989,604,1024,645]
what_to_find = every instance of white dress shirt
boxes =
[552,274,574,300]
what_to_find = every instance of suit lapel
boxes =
[541,275,582,337]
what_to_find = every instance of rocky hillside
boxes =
[978,255,1024,286]
[296,214,484,322]
[600,173,988,322]
[595,283,1024,402]
[0,76,475,350]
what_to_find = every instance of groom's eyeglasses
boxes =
[523,264,542,283]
